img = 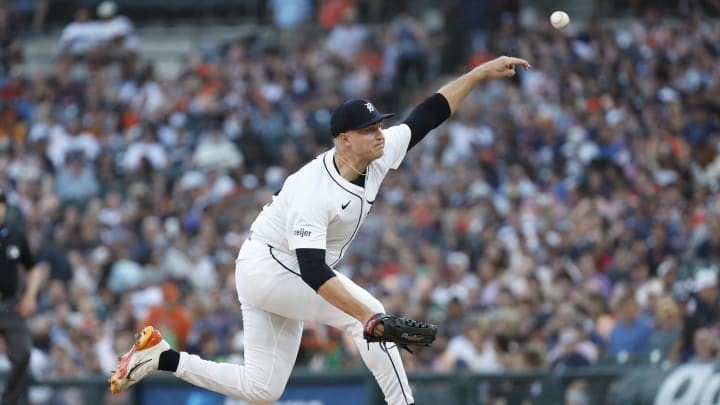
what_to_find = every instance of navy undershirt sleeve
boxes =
[403,93,452,150]
[296,248,337,291]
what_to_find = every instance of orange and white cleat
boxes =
[109,326,171,394]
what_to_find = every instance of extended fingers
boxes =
[502,56,532,71]
[510,57,531,70]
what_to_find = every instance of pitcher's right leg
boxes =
[173,304,303,404]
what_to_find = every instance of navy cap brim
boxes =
[345,113,394,133]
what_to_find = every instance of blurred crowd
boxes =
[58,1,139,65]
[1,0,720,403]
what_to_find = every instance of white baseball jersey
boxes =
[250,123,411,265]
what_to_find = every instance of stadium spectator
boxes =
[677,268,720,361]
[688,269,719,327]
[689,327,718,362]
[122,124,168,173]
[318,0,352,30]
[141,283,193,350]
[192,127,244,171]
[58,8,104,59]
[54,151,99,206]
[549,327,598,369]
[267,0,314,30]
[648,296,682,364]
[325,7,367,63]
[95,1,140,65]
[436,315,502,372]
[607,293,653,357]
[267,0,314,50]
[381,12,430,89]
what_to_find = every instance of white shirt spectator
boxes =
[46,127,99,169]
[59,20,105,55]
[96,1,140,51]
[46,124,71,168]
[188,256,218,292]
[28,121,58,144]
[100,15,139,51]
[326,14,367,61]
[130,286,164,321]
[66,131,101,161]
[442,120,494,166]
[192,132,244,171]
[123,139,167,171]
[209,173,236,202]
[443,334,502,372]
[118,80,167,118]
[134,81,167,118]
[430,273,479,307]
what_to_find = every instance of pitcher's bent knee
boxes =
[242,381,284,404]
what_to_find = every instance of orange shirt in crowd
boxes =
[319,0,351,30]
[142,283,193,350]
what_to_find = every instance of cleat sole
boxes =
[109,326,163,394]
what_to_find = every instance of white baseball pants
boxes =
[173,238,414,405]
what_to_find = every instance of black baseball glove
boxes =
[363,313,437,352]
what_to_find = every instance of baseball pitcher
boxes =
[110,55,530,405]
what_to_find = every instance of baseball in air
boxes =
[550,11,570,30]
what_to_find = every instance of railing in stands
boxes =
[1,364,672,405]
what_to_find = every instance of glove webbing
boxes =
[364,315,415,354]
[364,314,427,354]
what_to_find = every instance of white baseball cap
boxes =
[97,1,117,18]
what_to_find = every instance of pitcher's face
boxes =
[345,122,385,162]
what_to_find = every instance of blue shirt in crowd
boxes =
[607,315,653,355]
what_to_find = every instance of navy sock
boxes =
[158,349,180,372]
